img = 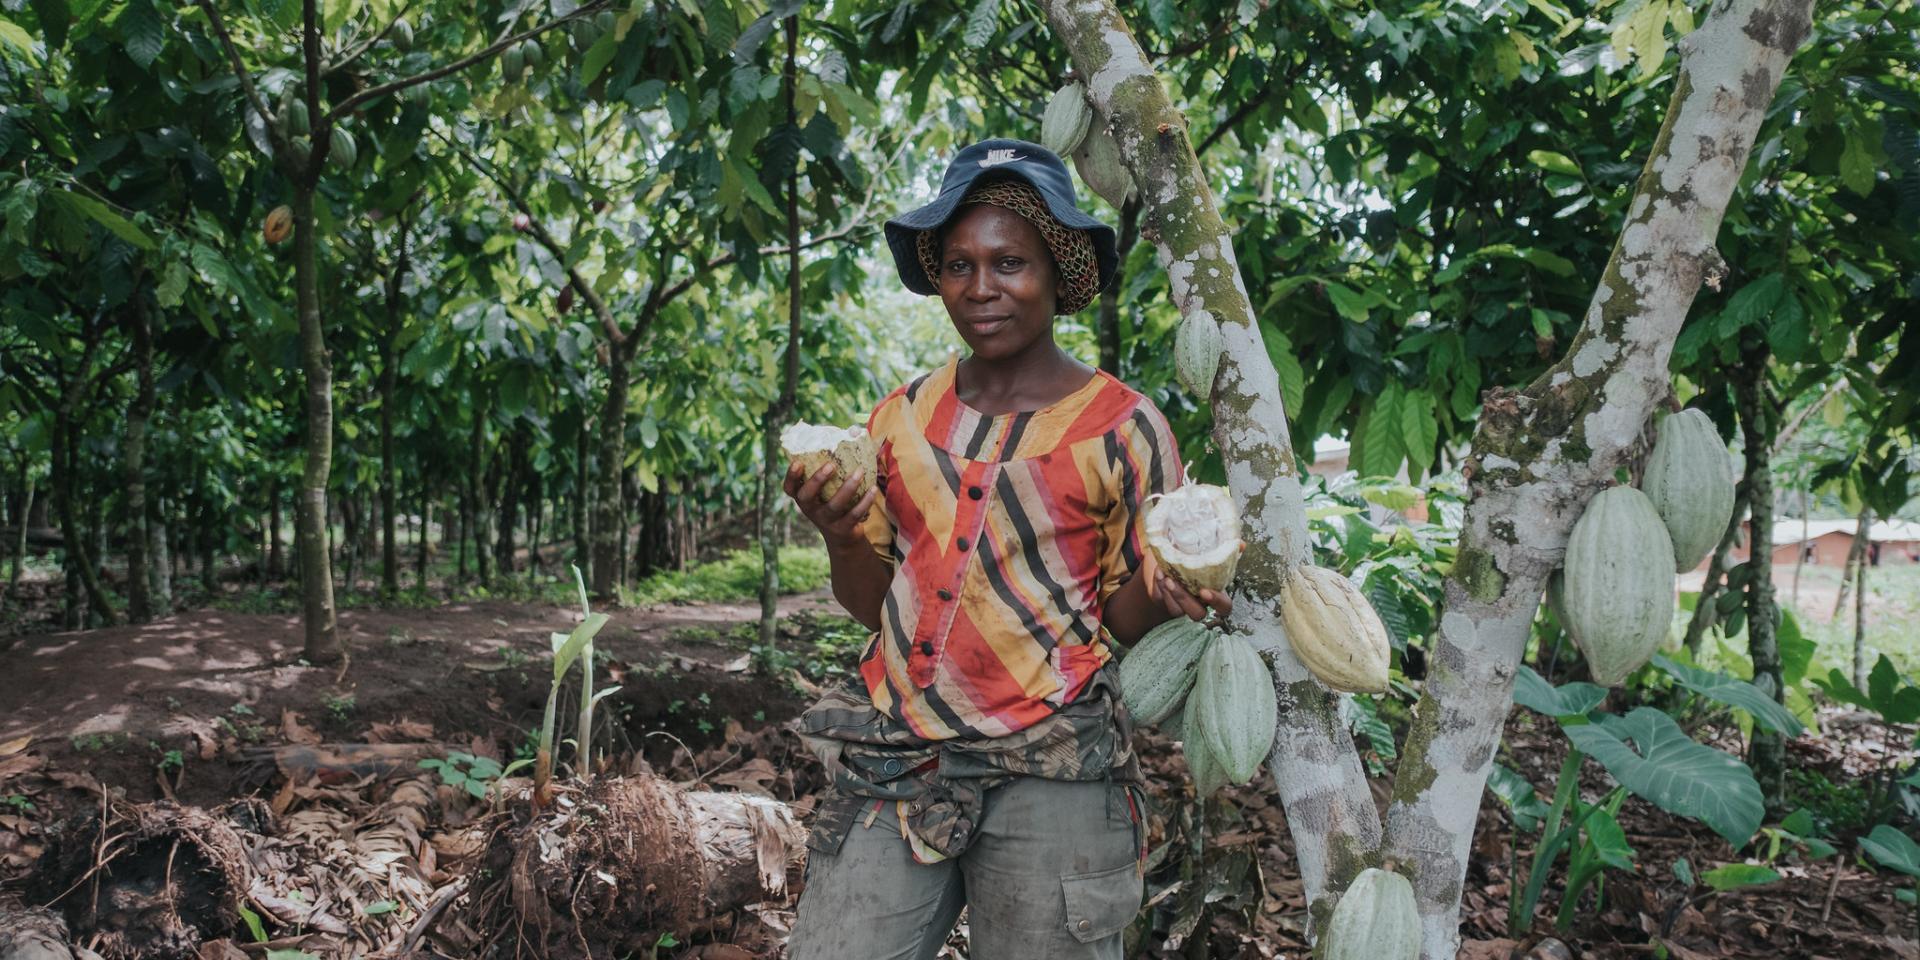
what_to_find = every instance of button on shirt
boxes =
[857,358,1183,741]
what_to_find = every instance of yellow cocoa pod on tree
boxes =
[1279,564,1391,694]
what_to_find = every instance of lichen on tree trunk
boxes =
[1039,0,1380,916]
[1045,0,1813,953]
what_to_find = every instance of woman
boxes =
[783,138,1230,960]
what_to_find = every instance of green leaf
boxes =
[1811,667,1874,711]
[961,0,998,48]
[118,0,163,69]
[1399,393,1438,479]
[0,16,41,64]
[362,899,397,916]
[1487,762,1549,832]
[1861,825,1920,879]
[1527,150,1581,177]
[551,612,610,681]
[1779,808,1817,837]
[1563,707,1764,846]
[1651,655,1804,735]
[1258,321,1306,415]
[238,905,268,943]
[1584,806,1635,870]
[1719,273,1785,336]
[1777,607,1814,686]
[1360,386,1405,478]
[1702,863,1780,891]
[1513,665,1608,719]
[1867,655,1920,724]
[1839,124,1879,196]
[581,30,618,84]
[1672,857,1694,886]
[48,190,157,250]
[1323,281,1372,322]
[1521,247,1576,277]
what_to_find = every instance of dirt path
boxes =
[0,590,845,796]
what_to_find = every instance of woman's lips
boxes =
[966,316,1011,336]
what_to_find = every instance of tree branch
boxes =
[195,0,283,154]
[326,1,609,122]
[442,132,631,351]
[322,2,413,78]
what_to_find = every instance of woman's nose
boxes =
[966,269,997,301]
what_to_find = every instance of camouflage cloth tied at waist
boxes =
[792,670,1143,863]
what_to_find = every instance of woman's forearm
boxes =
[828,540,893,632]
[1101,571,1174,648]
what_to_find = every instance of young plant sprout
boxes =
[528,565,619,806]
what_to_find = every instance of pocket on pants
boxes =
[1060,861,1143,944]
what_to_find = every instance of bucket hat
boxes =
[884,138,1119,312]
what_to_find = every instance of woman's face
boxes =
[936,203,1059,362]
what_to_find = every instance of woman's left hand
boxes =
[1142,549,1232,624]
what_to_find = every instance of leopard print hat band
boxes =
[914,179,1103,315]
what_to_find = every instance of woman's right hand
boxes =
[783,460,879,552]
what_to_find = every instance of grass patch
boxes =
[1781,563,1920,677]
[624,546,831,605]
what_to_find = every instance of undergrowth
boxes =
[624,546,831,605]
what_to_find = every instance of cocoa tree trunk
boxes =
[1849,508,1872,687]
[1040,0,1813,949]
[54,372,116,628]
[1041,1,1378,919]
[1737,339,1785,810]
[379,332,399,599]
[267,480,283,578]
[760,14,803,650]
[1833,508,1869,619]
[1094,196,1140,376]
[574,409,591,576]
[1790,476,1808,606]
[471,404,492,586]
[592,356,629,599]
[6,464,31,613]
[291,181,340,661]
[149,494,172,611]
[124,299,154,623]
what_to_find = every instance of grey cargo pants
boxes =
[786,777,1144,960]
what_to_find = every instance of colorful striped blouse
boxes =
[857,357,1184,741]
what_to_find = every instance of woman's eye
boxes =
[998,258,1022,270]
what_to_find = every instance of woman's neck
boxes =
[954,341,1097,416]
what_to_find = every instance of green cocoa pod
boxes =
[284,97,310,137]
[1562,486,1676,686]
[1040,83,1092,156]
[390,18,413,51]
[328,127,357,170]
[1118,619,1211,727]
[1323,867,1421,960]
[1641,408,1736,571]
[1192,635,1276,784]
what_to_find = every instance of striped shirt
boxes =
[857,357,1184,741]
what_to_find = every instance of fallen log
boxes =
[0,905,105,960]
[452,772,804,959]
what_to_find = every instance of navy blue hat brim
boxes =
[884,140,1118,309]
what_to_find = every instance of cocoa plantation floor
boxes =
[0,594,1913,958]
